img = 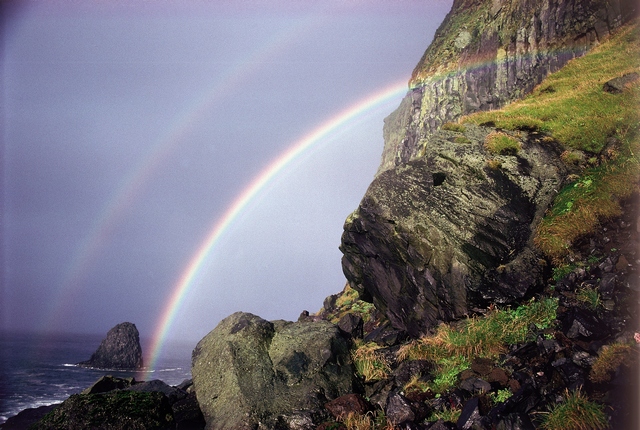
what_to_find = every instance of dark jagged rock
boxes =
[0,405,57,430]
[30,391,174,430]
[341,125,566,336]
[78,322,143,369]
[379,0,638,173]
[191,312,356,430]
[81,375,135,394]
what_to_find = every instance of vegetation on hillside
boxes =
[463,22,640,263]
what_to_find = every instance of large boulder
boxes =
[79,322,143,369]
[191,312,355,430]
[341,125,566,337]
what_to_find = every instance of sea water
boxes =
[0,331,193,424]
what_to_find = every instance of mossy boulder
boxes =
[30,391,174,430]
[341,125,566,337]
[191,312,356,429]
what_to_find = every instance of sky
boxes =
[1,0,453,345]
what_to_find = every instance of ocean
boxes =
[0,331,194,425]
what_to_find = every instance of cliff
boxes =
[379,0,638,173]
[341,0,639,337]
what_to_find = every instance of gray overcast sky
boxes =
[1,0,452,344]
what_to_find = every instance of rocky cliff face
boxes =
[341,0,638,337]
[341,125,566,336]
[379,0,638,173]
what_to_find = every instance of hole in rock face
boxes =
[433,172,446,186]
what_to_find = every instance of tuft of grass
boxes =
[589,342,634,383]
[540,389,608,430]
[442,122,467,133]
[326,285,376,324]
[486,159,502,170]
[428,406,462,423]
[397,298,557,393]
[352,340,391,383]
[484,131,522,155]
[340,411,397,430]
[576,286,601,310]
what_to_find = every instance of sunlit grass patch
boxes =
[397,299,557,393]
[533,153,639,261]
[484,131,521,155]
[540,389,608,430]
[589,341,634,383]
[351,340,391,383]
[464,23,640,154]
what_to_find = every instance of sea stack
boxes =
[79,322,143,369]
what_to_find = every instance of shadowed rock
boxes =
[78,322,143,369]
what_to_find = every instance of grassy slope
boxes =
[463,21,640,263]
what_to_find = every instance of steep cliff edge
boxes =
[341,0,639,338]
[379,0,638,173]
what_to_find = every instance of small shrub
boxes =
[352,340,390,382]
[489,388,513,404]
[442,122,466,133]
[540,389,608,430]
[484,132,521,155]
[589,342,633,383]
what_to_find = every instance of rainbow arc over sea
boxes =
[145,80,410,372]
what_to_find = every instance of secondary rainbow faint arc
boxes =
[146,80,410,371]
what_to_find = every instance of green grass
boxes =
[484,131,521,155]
[397,298,557,393]
[589,341,634,383]
[462,22,640,262]
[540,389,608,430]
[442,122,467,133]
[576,286,601,310]
[324,284,376,324]
[351,340,391,383]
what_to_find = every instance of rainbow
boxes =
[41,18,314,333]
[145,80,409,372]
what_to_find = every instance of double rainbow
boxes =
[145,80,409,372]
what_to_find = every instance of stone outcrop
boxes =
[341,125,566,336]
[78,322,143,369]
[30,391,175,430]
[379,0,638,173]
[191,312,355,429]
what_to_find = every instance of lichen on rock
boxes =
[341,125,566,337]
[191,312,355,429]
